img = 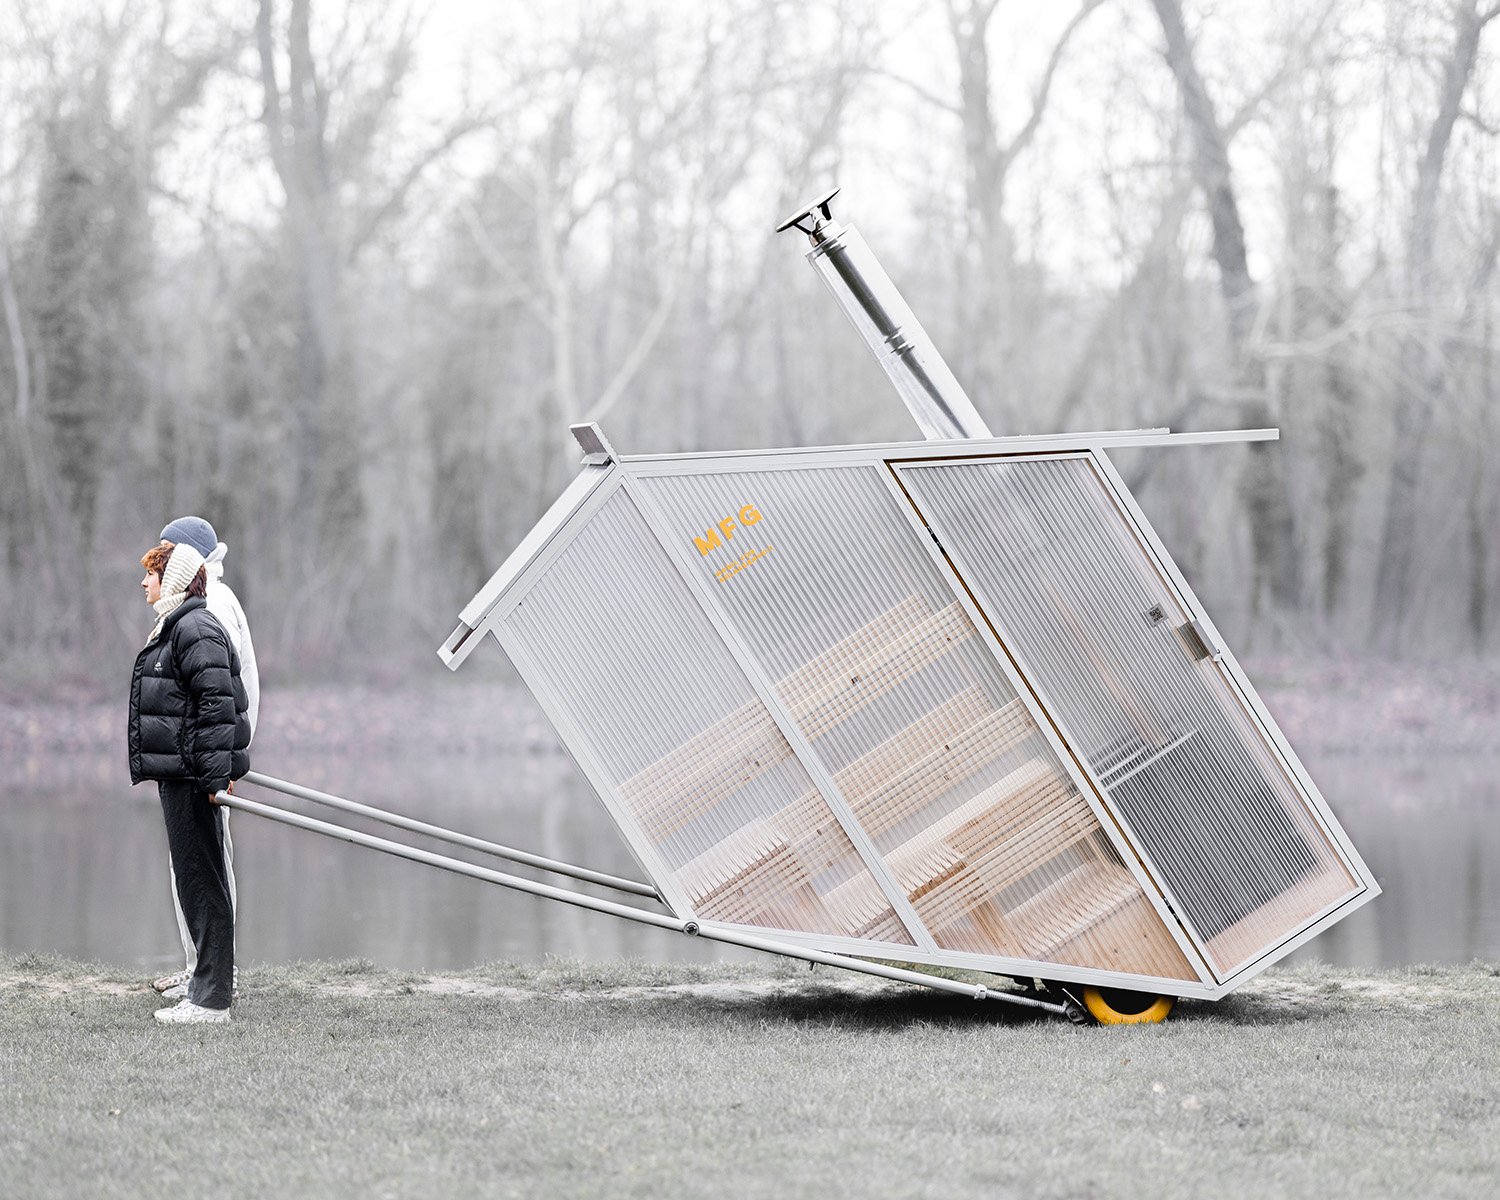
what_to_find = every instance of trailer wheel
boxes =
[1081,987,1174,1025]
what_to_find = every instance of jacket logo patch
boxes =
[154,660,163,672]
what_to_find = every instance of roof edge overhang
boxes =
[616,426,1277,467]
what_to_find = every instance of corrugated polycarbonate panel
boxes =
[500,488,911,945]
[635,466,1199,982]
[899,456,1361,978]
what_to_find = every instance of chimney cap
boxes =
[775,186,840,235]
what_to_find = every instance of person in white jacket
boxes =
[150,515,259,1000]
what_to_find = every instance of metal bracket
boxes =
[571,422,618,465]
[1178,618,1223,662]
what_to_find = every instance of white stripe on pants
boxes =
[170,807,236,973]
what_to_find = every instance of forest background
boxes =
[3,0,1497,692]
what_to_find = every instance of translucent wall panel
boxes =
[502,489,911,945]
[901,456,1359,976]
[638,466,1198,981]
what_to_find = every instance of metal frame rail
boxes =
[214,787,1067,1017]
[242,770,657,898]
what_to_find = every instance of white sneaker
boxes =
[152,969,190,994]
[162,982,188,1000]
[154,1000,230,1025]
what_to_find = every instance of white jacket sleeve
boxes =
[207,579,260,743]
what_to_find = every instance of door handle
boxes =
[1177,619,1223,662]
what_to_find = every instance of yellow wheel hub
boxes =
[1081,986,1175,1025]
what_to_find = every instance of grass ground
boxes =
[2,954,1497,1199]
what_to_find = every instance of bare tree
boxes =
[1148,0,1303,617]
[255,0,483,581]
[935,0,1106,430]
[1374,0,1500,638]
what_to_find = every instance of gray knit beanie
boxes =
[159,515,217,558]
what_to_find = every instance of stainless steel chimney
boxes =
[777,187,992,441]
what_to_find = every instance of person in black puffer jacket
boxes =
[128,539,250,1024]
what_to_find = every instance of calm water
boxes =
[2,739,1496,975]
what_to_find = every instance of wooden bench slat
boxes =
[911,796,1094,938]
[618,595,959,844]
[774,595,934,714]
[1045,892,1199,979]
[766,689,1025,871]
[675,820,786,901]
[833,688,993,806]
[619,707,789,833]
[854,699,1036,841]
[1002,862,1141,956]
[697,849,815,926]
[794,603,976,741]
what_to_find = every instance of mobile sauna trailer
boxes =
[432,422,1377,1022]
[436,190,1378,1023]
[222,190,1377,1024]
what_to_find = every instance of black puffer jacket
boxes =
[128,597,251,792]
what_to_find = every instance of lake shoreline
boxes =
[4,655,1498,770]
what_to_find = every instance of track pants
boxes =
[170,810,236,978]
[158,780,234,1009]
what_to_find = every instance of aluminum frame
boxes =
[215,789,1067,1014]
[440,427,1374,1001]
[870,459,1217,988]
[1083,448,1382,983]
[886,449,1378,989]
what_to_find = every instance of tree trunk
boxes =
[1150,0,1301,616]
[947,0,1012,426]
[1374,0,1493,641]
[257,0,362,568]
[944,0,1103,432]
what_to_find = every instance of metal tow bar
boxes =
[241,770,658,897]
[214,786,1067,1017]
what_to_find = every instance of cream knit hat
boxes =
[159,542,206,600]
[147,542,207,645]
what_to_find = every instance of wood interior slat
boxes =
[819,758,1079,943]
[795,603,975,741]
[882,759,1060,890]
[832,688,993,806]
[617,595,963,845]
[853,699,1036,840]
[618,705,791,840]
[1203,861,1357,976]
[696,848,816,926]
[773,594,933,714]
[1002,861,1140,956]
[915,806,1095,935]
[767,689,1030,875]
[1044,892,1199,980]
[610,590,1198,972]
[675,820,785,901]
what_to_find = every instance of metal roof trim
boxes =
[613,427,1277,469]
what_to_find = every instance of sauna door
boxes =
[893,453,1367,980]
